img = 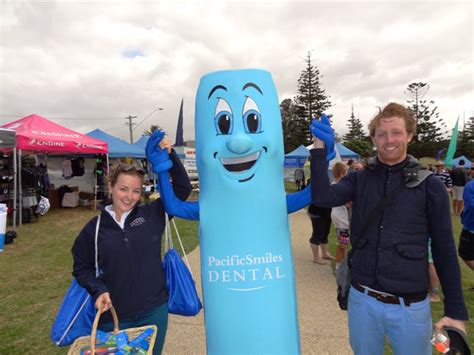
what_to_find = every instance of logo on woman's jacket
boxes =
[130,217,145,227]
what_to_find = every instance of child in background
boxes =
[331,162,350,271]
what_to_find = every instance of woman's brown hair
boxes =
[332,162,348,180]
[106,164,145,187]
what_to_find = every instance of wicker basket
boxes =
[68,305,157,355]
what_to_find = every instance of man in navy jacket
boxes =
[309,103,468,355]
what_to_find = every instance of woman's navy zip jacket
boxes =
[72,150,192,323]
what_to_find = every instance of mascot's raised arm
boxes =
[146,69,314,354]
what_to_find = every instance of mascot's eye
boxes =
[244,111,261,133]
[214,98,233,135]
[242,97,261,133]
[217,113,232,134]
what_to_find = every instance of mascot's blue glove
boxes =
[145,130,173,173]
[309,113,336,161]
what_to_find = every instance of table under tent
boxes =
[0,114,108,226]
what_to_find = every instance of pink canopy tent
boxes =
[1,114,108,154]
[0,114,109,225]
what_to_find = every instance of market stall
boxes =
[0,114,108,225]
[0,128,17,229]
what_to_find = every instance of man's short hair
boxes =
[368,102,416,137]
[459,159,465,166]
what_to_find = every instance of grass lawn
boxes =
[0,182,472,353]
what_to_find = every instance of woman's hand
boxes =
[159,135,172,154]
[95,292,112,312]
[146,130,173,173]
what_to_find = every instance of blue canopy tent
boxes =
[284,142,361,181]
[134,134,198,181]
[87,129,145,158]
[284,143,360,168]
[135,134,189,159]
[134,134,149,151]
[451,155,472,169]
[335,143,360,160]
[284,145,310,168]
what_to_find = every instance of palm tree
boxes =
[143,125,163,136]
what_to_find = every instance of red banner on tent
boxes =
[0,114,108,154]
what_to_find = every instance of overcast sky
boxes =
[1,0,472,144]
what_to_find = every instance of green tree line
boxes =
[281,55,473,161]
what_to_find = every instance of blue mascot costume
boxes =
[147,69,312,354]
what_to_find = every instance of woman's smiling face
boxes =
[109,173,143,219]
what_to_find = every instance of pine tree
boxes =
[405,82,449,158]
[342,105,372,158]
[280,98,307,153]
[405,82,445,143]
[458,116,474,158]
[343,104,365,141]
[294,52,331,145]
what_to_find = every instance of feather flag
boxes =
[435,148,446,161]
[175,99,184,146]
[444,117,459,168]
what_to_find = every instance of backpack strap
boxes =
[94,215,101,278]
[351,183,406,252]
[405,169,432,188]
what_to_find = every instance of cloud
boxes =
[1,0,472,143]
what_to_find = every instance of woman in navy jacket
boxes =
[72,135,192,354]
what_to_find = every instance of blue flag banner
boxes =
[175,99,184,146]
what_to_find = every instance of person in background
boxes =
[451,159,468,215]
[309,103,468,354]
[429,160,454,302]
[72,133,192,354]
[459,179,474,272]
[330,162,350,271]
[347,159,354,170]
[294,168,306,191]
[351,161,364,171]
[434,161,453,192]
[307,200,334,264]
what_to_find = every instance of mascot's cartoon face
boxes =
[195,69,283,185]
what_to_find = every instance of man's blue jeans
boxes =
[348,286,432,355]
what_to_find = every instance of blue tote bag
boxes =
[50,279,95,346]
[162,214,202,316]
[50,216,101,346]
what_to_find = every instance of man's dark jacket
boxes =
[72,151,192,323]
[310,149,468,320]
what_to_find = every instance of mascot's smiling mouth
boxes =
[220,151,260,172]
[213,147,268,182]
